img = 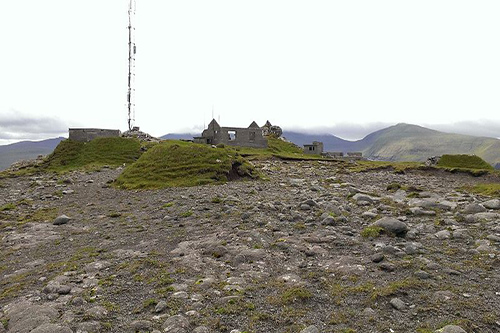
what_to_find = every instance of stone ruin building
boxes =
[69,128,121,142]
[194,119,269,148]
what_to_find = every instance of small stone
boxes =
[154,300,167,313]
[130,320,153,332]
[414,270,431,279]
[362,307,376,316]
[57,285,72,295]
[193,327,211,333]
[322,216,335,226]
[379,263,395,272]
[300,325,320,333]
[77,321,101,333]
[53,215,71,225]
[390,297,406,310]
[435,230,451,240]
[436,324,467,333]
[71,297,85,306]
[85,306,108,320]
[31,324,73,333]
[162,315,190,332]
[299,204,311,211]
[371,253,384,263]
[486,234,500,242]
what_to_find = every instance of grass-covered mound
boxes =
[236,137,327,160]
[437,154,494,170]
[114,140,260,189]
[43,137,142,173]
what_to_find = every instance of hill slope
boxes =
[283,124,500,168]
[361,123,500,167]
[0,137,64,171]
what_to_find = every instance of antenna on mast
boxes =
[127,0,137,131]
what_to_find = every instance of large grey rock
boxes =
[462,203,486,214]
[353,193,379,204]
[8,315,51,333]
[76,321,102,333]
[130,320,152,332]
[161,315,190,332]
[483,199,500,210]
[31,324,73,333]
[84,306,108,320]
[371,217,408,237]
[435,230,451,240]
[436,325,467,333]
[6,303,59,329]
[300,326,320,333]
[53,215,71,225]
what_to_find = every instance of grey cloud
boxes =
[0,111,68,140]
[424,121,500,139]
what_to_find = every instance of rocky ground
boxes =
[1,160,499,333]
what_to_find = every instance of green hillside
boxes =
[362,123,500,167]
[43,137,142,173]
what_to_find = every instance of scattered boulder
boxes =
[436,325,467,333]
[162,315,190,333]
[462,203,486,214]
[300,326,320,333]
[371,217,408,237]
[53,215,71,225]
[31,323,73,333]
[390,297,406,310]
[483,199,500,210]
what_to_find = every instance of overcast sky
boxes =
[1,0,500,145]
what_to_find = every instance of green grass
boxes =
[114,140,260,189]
[1,137,143,177]
[464,183,500,197]
[279,287,313,305]
[344,160,422,173]
[360,226,384,238]
[43,137,142,173]
[0,203,16,211]
[437,154,493,170]
[236,137,328,160]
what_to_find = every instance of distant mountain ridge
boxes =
[283,123,500,168]
[164,123,500,168]
[0,137,64,171]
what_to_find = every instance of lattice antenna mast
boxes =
[127,0,137,131]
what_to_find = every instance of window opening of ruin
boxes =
[249,131,255,141]
[228,131,236,141]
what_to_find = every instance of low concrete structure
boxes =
[303,141,324,155]
[194,119,268,148]
[69,128,121,142]
[346,152,363,159]
[324,152,344,158]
